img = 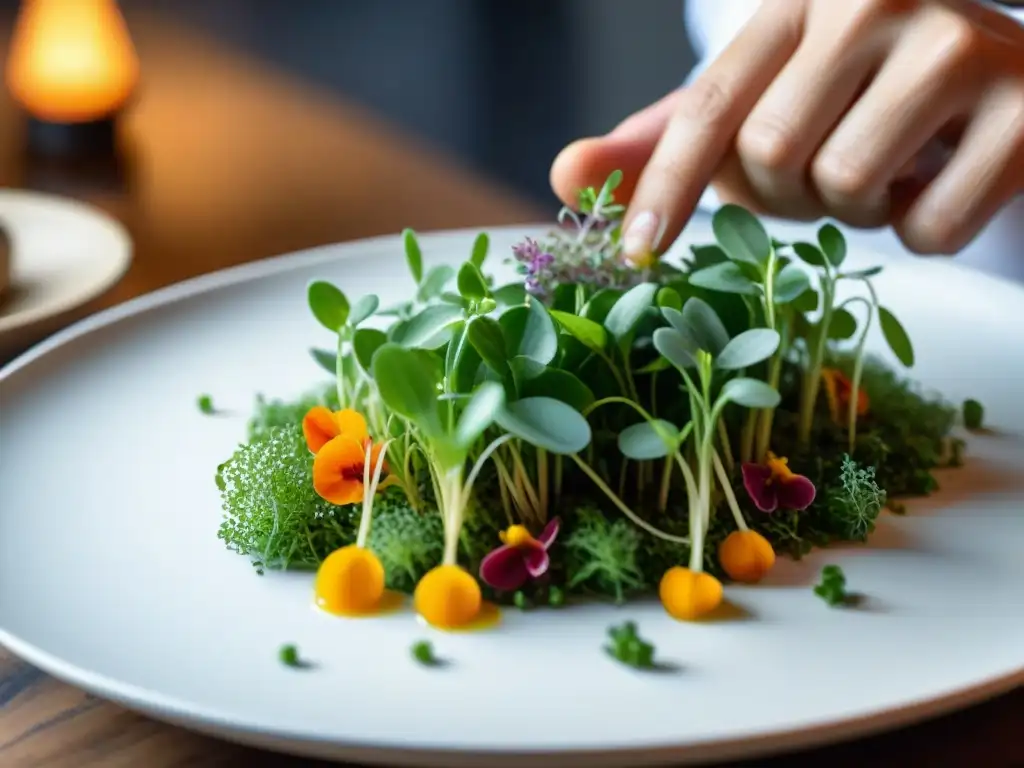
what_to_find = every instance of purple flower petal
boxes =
[538,517,561,548]
[522,542,551,578]
[777,475,816,511]
[479,545,528,591]
[741,462,779,513]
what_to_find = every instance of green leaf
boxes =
[682,297,729,355]
[689,244,728,269]
[508,355,546,384]
[712,204,771,268]
[617,419,679,460]
[827,308,857,340]
[656,287,683,310]
[310,347,336,375]
[457,261,489,302]
[963,398,984,430]
[720,377,781,409]
[688,261,760,296]
[513,366,595,412]
[452,343,483,393]
[878,307,915,367]
[841,266,883,280]
[455,381,504,448]
[308,281,350,332]
[493,283,527,309]
[818,224,847,268]
[500,297,558,365]
[470,232,489,269]
[466,316,507,374]
[392,304,463,349]
[636,356,671,374]
[549,310,608,352]
[495,397,592,455]
[581,288,623,324]
[714,328,780,371]
[349,294,380,327]
[773,263,811,304]
[604,282,658,341]
[372,343,442,435]
[403,228,423,284]
[791,287,819,314]
[792,242,827,268]
[653,327,699,370]
[416,265,455,302]
[352,328,387,373]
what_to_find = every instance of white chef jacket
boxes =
[684,0,1024,281]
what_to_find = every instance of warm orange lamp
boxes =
[4,0,139,157]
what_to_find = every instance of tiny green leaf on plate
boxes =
[308,281,350,332]
[310,347,336,375]
[392,304,463,349]
[617,419,680,460]
[455,381,504,448]
[500,297,558,366]
[791,242,827,268]
[515,366,595,412]
[721,377,781,409]
[827,307,858,340]
[471,232,490,269]
[495,397,592,455]
[841,266,884,280]
[687,261,759,296]
[962,398,984,430]
[549,310,608,352]
[349,294,380,327]
[714,328,780,371]
[466,315,507,374]
[604,282,658,341]
[682,296,729,355]
[403,228,423,284]
[878,306,915,367]
[773,263,811,304]
[653,327,699,370]
[416,265,456,302]
[818,223,847,268]
[457,261,489,302]
[352,328,388,374]
[712,204,772,267]
[372,343,443,436]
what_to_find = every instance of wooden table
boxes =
[0,10,1020,768]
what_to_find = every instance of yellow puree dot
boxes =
[315,545,385,615]
[719,530,776,584]
[414,565,482,629]
[659,567,723,621]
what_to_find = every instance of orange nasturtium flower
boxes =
[821,368,869,425]
[303,407,389,506]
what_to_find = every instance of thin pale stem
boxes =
[508,442,541,516]
[712,449,748,532]
[537,448,549,521]
[716,419,735,473]
[658,456,673,512]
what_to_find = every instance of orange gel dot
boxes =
[315,545,385,616]
[414,565,482,629]
[718,530,776,584]
[659,567,723,621]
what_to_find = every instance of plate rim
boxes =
[3,221,1024,765]
[0,188,133,335]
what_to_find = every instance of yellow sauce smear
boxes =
[424,600,501,633]
[316,589,406,618]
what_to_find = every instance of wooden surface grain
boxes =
[0,10,1020,768]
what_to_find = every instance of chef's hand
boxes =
[550,0,1024,260]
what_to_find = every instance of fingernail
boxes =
[622,211,661,262]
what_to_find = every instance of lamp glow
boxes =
[5,0,139,123]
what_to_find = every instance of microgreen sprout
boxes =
[411,640,439,666]
[279,644,304,667]
[963,398,984,430]
[605,621,656,670]
[197,394,216,414]
[814,565,849,607]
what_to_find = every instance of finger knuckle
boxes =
[931,12,984,68]
[812,152,875,200]
[676,78,733,128]
[737,115,803,172]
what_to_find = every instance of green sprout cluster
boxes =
[214,170,968,604]
[605,621,656,669]
[814,565,849,607]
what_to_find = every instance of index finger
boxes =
[620,0,805,264]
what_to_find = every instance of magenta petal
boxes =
[538,517,561,548]
[777,475,816,510]
[479,545,528,591]
[741,463,778,513]
[522,542,551,578]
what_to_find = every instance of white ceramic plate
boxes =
[0,189,132,358]
[1,217,1022,767]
